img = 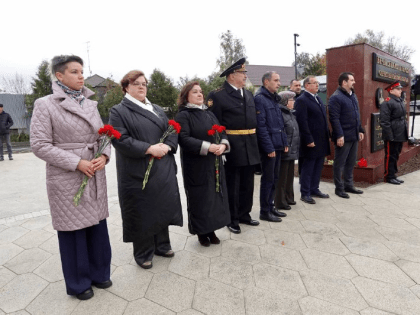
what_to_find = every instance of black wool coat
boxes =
[295,91,331,159]
[175,107,230,235]
[109,97,183,243]
[207,81,260,167]
[380,94,409,142]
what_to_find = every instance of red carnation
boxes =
[112,129,121,140]
[168,120,181,134]
[217,126,226,133]
[212,124,219,130]
[357,158,367,168]
[208,129,216,136]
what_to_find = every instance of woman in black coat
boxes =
[275,91,300,210]
[109,70,183,269]
[175,81,230,246]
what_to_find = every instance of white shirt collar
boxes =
[305,91,317,98]
[125,93,157,116]
[228,82,243,97]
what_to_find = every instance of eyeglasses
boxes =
[308,82,319,85]
[131,82,147,87]
[234,70,247,74]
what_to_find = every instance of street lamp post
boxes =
[294,34,300,80]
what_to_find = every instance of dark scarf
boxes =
[57,81,85,106]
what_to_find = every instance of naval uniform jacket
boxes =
[380,94,408,142]
[207,81,260,167]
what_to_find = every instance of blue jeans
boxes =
[0,133,12,158]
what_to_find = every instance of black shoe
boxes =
[76,288,94,300]
[207,232,220,244]
[239,219,260,226]
[288,201,296,205]
[260,211,282,222]
[386,178,401,185]
[271,209,287,217]
[344,187,363,194]
[311,191,330,198]
[335,190,350,199]
[227,225,241,234]
[277,205,291,210]
[93,280,113,289]
[9,157,13,160]
[395,178,404,183]
[198,235,210,247]
[300,196,316,204]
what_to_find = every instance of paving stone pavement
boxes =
[1,150,420,314]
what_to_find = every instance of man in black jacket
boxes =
[0,104,14,161]
[380,81,408,185]
[289,79,302,99]
[329,72,365,198]
[207,58,260,234]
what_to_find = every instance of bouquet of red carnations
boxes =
[142,120,181,190]
[73,125,121,206]
[207,124,226,192]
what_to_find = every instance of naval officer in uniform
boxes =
[207,58,260,234]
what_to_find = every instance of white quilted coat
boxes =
[30,82,111,231]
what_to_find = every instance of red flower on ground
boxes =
[357,158,367,168]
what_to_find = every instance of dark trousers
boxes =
[275,159,295,208]
[300,157,324,197]
[260,152,281,213]
[224,162,255,226]
[384,141,403,180]
[333,141,358,191]
[57,219,112,295]
[0,133,12,158]
[133,227,171,265]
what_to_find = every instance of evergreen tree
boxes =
[99,85,124,119]
[147,69,178,118]
[25,60,52,117]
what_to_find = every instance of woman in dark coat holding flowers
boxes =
[175,81,231,246]
[109,70,183,269]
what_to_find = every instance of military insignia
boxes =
[207,99,213,107]
[385,97,390,102]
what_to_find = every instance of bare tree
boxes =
[216,30,248,73]
[1,73,31,94]
[345,29,415,62]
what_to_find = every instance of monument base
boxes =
[321,145,420,184]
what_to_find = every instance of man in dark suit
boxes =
[329,72,365,198]
[207,58,260,234]
[295,76,331,204]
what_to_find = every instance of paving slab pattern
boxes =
[1,151,420,314]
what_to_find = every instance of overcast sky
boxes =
[1,0,418,88]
